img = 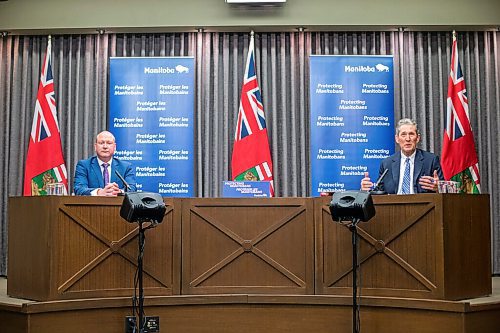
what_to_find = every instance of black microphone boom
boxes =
[115,170,131,192]
[370,168,388,195]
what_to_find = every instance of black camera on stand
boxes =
[329,191,376,333]
[120,192,166,333]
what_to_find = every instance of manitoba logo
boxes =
[344,65,375,73]
[175,65,189,73]
[375,63,390,72]
[344,64,390,73]
[144,66,175,74]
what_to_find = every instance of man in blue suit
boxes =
[74,131,136,196]
[361,118,444,194]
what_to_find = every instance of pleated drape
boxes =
[0,31,499,276]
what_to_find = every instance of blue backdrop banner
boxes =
[310,55,395,196]
[109,57,194,196]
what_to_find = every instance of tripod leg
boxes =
[350,221,360,333]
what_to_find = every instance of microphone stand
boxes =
[370,187,387,195]
[135,219,156,332]
[349,218,361,333]
[120,193,165,333]
[115,170,131,194]
[370,169,388,195]
[137,220,145,333]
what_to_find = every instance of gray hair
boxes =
[396,118,420,135]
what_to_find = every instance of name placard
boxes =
[222,181,271,197]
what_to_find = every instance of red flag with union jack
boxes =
[231,33,274,196]
[23,38,68,196]
[441,32,481,194]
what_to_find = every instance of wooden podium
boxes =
[181,198,315,295]
[8,194,491,302]
[315,194,491,300]
[7,196,180,301]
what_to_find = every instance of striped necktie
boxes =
[401,158,411,194]
[102,163,109,186]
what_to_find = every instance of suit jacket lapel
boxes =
[413,149,424,188]
[91,158,104,188]
[391,153,400,190]
[110,158,119,184]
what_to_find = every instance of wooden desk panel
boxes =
[8,195,490,302]
[8,196,181,301]
[181,198,315,295]
[315,194,491,300]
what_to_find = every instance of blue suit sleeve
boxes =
[432,155,445,180]
[73,160,94,196]
[377,159,394,194]
[122,163,137,192]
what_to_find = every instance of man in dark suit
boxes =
[361,118,444,194]
[74,131,136,196]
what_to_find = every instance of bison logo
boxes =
[375,64,389,72]
[175,65,189,73]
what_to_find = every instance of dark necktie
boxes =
[401,158,411,194]
[102,163,109,186]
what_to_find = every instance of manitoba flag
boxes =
[440,32,481,194]
[231,32,274,196]
[23,38,68,196]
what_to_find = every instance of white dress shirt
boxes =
[397,151,416,194]
[90,158,113,196]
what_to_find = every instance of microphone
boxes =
[115,170,131,193]
[370,168,388,195]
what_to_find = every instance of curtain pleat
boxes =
[0,31,499,276]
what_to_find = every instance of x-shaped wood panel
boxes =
[326,202,437,291]
[57,204,172,293]
[190,205,306,288]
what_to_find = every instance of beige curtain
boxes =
[0,31,499,276]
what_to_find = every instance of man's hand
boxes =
[418,170,439,192]
[361,172,373,191]
[97,182,121,196]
